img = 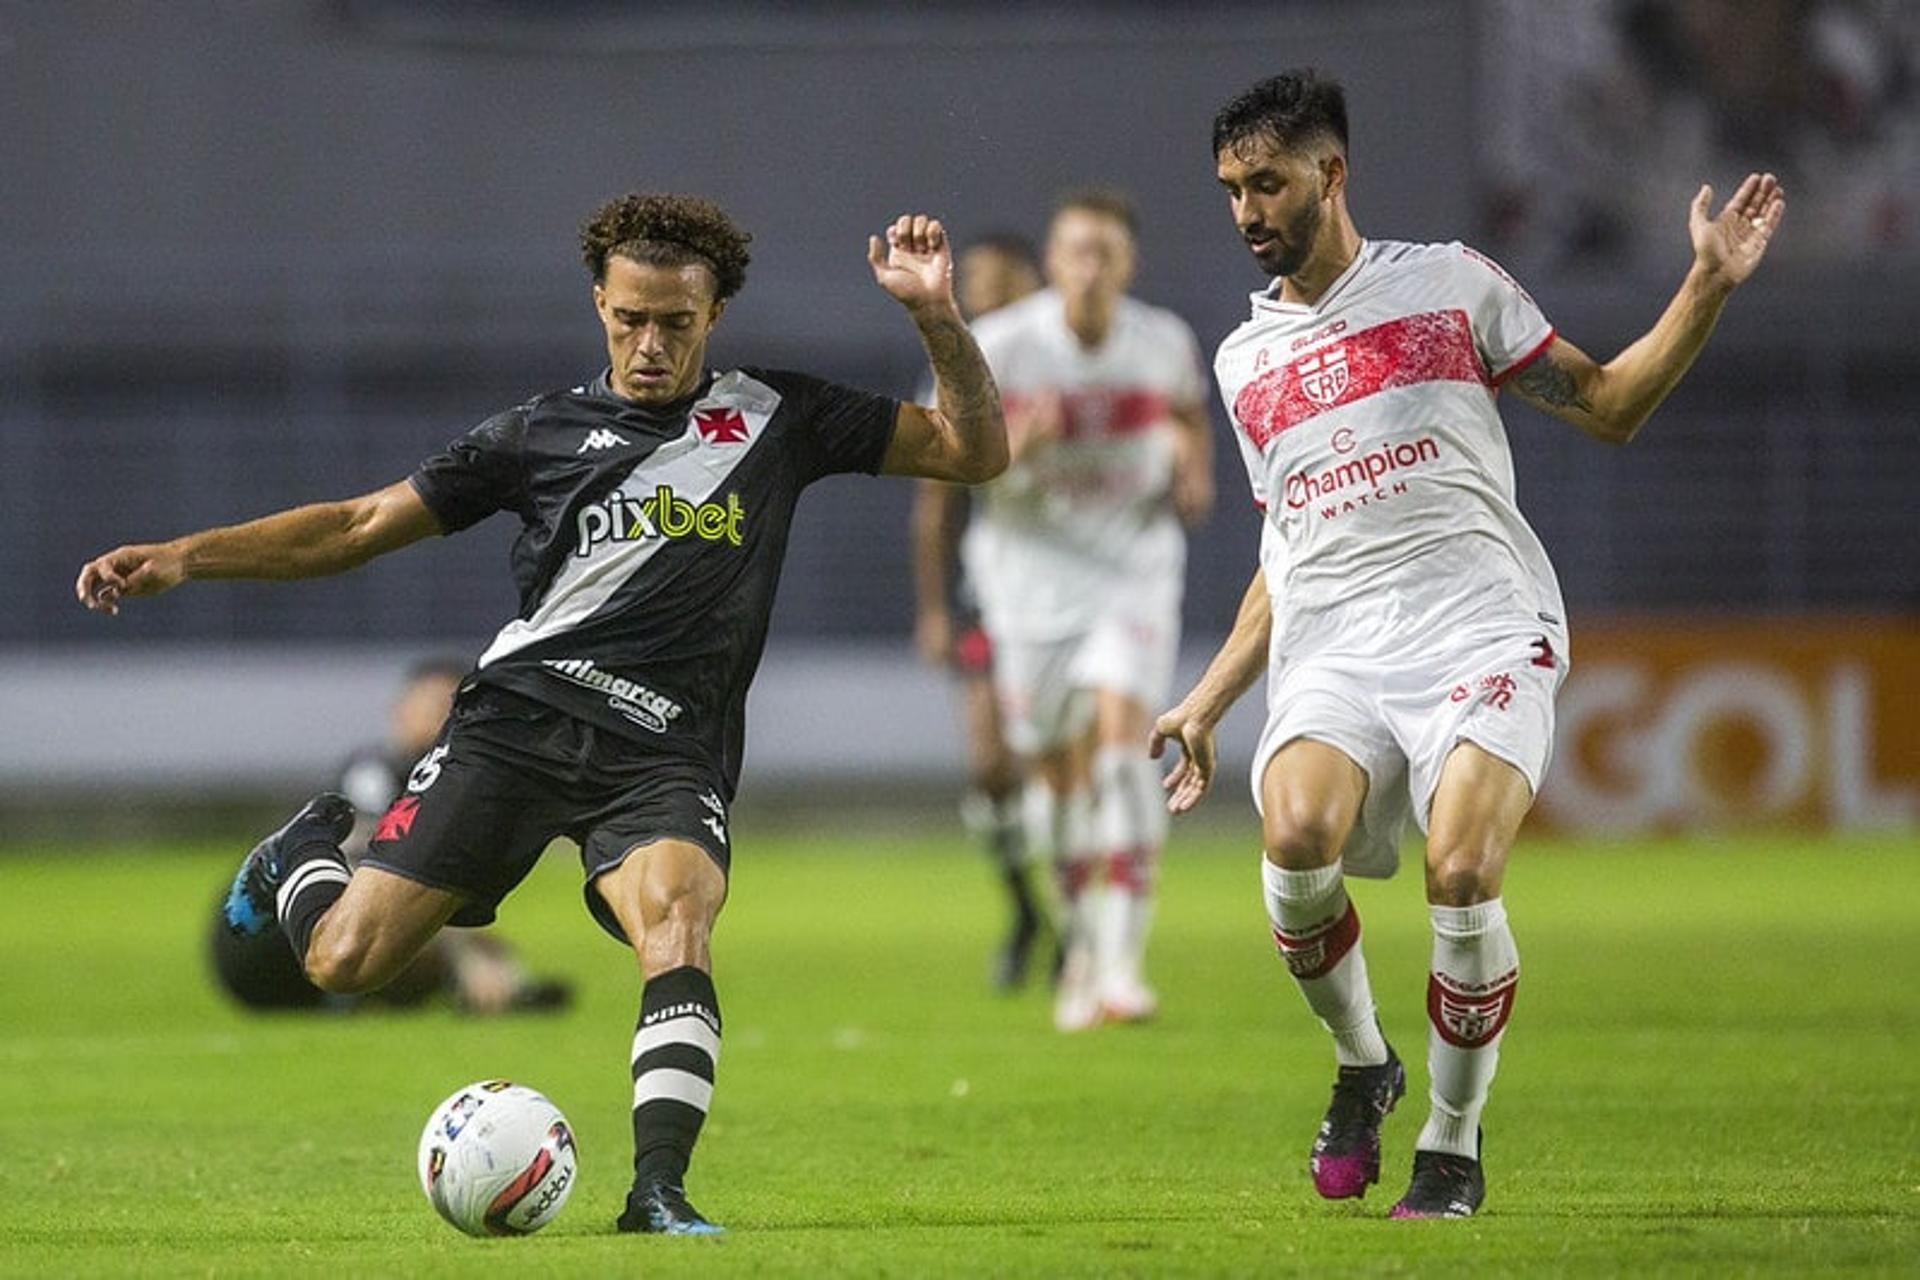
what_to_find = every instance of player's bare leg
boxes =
[1088,687,1165,1023]
[1391,741,1532,1220]
[301,866,467,993]
[596,839,729,1236]
[224,791,459,997]
[1260,739,1405,1199]
[959,672,1048,990]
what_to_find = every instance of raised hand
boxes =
[868,214,957,313]
[75,542,185,615]
[1691,172,1786,288]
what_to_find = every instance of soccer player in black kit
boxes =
[75,195,1008,1235]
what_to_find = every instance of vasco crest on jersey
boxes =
[693,407,751,444]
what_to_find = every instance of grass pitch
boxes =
[0,822,1915,1276]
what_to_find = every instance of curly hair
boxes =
[579,193,753,300]
[1211,69,1349,162]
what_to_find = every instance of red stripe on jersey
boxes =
[1003,387,1172,440]
[1490,327,1556,387]
[1233,308,1487,449]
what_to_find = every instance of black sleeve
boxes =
[762,369,900,484]
[407,407,528,533]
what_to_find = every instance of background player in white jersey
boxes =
[910,234,1054,991]
[965,189,1215,1031]
[1152,71,1783,1217]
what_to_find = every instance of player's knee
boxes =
[635,863,723,964]
[1424,845,1499,906]
[652,878,718,933]
[1263,801,1347,868]
[974,754,1022,801]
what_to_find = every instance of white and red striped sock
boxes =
[1262,859,1387,1067]
[1091,746,1164,1001]
[1418,898,1519,1158]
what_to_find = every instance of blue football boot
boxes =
[617,1180,725,1236]
[221,793,356,937]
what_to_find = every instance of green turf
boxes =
[1,826,1915,1276]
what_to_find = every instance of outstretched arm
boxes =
[1150,566,1272,814]
[75,480,441,615]
[1509,172,1786,444]
[869,214,1009,484]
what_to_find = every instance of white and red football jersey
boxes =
[1215,240,1563,659]
[964,289,1208,640]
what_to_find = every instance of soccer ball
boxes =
[417,1080,577,1237]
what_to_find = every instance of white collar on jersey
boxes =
[1250,238,1372,315]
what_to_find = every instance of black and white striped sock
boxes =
[631,965,721,1188]
[275,849,351,967]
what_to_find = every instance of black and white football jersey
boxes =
[409,367,899,797]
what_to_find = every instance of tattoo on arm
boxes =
[1510,350,1594,416]
[917,308,1004,460]
[913,308,1006,475]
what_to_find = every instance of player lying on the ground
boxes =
[208,656,569,1015]
[1151,70,1782,1218]
[909,232,1056,991]
[77,196,1006,1236]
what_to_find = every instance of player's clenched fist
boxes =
[867,214,957,313]
[75,543,186,615]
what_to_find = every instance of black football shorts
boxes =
[360,685,733,942]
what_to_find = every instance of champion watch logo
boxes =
[693,407,750,444]
[578,428,630,453]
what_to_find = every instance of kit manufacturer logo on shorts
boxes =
[540,659,683,733]
[698,789,728,845]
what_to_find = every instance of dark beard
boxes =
[1261,197,1324,279]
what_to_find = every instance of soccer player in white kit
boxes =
[965,189,1215,1031]
[1151,71,1784,1216]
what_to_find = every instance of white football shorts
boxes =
[991,593,1182,756]
[1250,626,1569,878]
